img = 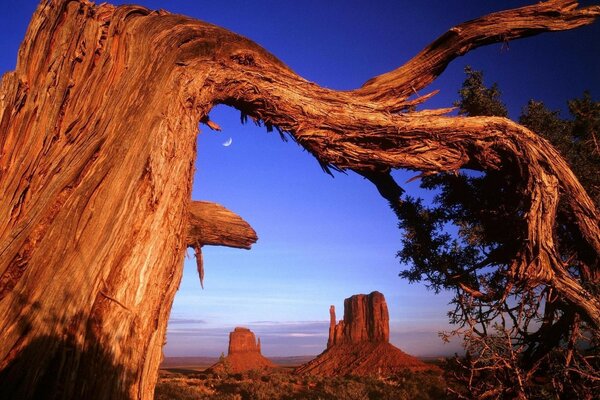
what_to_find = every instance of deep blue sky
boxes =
[1,1,599,357]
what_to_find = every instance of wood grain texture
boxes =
[187,200,257,289]
[358,0,600,105]
[0,0,598,398]
[187,201,257,250]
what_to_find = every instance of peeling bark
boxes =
[0,0,598,398]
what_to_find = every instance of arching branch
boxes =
[191,2,600,326]
[356,0,600,105]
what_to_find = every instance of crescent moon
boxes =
[222,137,233,147]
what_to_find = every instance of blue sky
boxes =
[1,1,599,357]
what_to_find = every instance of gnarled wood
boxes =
[358,0,600,106]
[187,201,257,250]
[187,200,257,289]
[0,0,598,398]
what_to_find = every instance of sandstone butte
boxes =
[296,291,434,376]
[208,327,274,373]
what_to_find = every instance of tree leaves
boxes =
[397,67,600,397]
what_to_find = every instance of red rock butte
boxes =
[296,291,434,376]
[209,327,274,373]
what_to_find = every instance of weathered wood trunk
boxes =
[0,2,255,398]
[0,0,598,399]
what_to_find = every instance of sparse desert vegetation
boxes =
[155,367,447,400]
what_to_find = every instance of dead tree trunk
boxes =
[0,0,598,398]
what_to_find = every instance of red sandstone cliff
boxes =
[296,291,434,376]
[228,327,261,354]
[328,291,389,346]
[209,327,274,373]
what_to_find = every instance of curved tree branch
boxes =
[356,0,600,106]
[188,2,600,326]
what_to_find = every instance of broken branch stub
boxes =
[186,201,258,250]
[186,201,258,289]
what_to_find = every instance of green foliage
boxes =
[520,92,600,206]
[397,66,600,399]
[453,66,508,118]
[400,65,599,289]
[398,67,523,295]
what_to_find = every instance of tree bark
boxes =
[0,0,598,399]
[186,200,257,288]
[187,201,257,250]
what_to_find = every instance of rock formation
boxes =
[329,291,389,346]
[209,327,274,373]
[296,291,433,376]
[228,327,261,354]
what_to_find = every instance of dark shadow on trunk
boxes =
[0,295,130,400]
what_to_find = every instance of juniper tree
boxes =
[398,67,599,399]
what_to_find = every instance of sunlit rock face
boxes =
[228,327,261,354]
[297,291,436,376]
[328,291,389,346]
[209,327,274,373]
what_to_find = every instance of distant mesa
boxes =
[296,291,434,376]
[208,327,274,373]
[328,290,389,346]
